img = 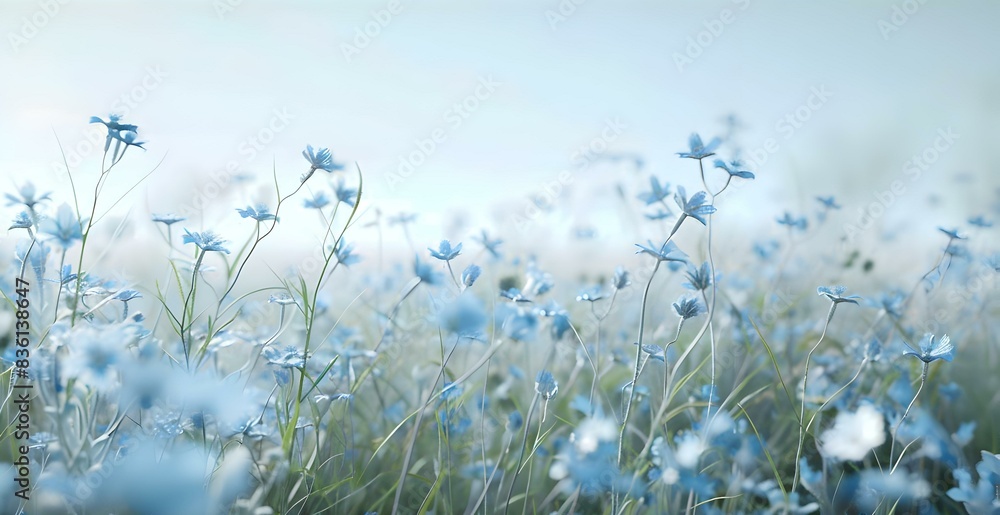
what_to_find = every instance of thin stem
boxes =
[890,362,928,468]
[791,302,837,494]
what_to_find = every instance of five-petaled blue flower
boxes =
[90,114,141,161]
[429,240,462,261]
[713,159,754,180]
[302,145,344,174]
[817,285,861,304]
[677,133,721,160]
[903,333,955,363]
[473,229,503,258]
[674,186,717,226]
[182,229,230,254]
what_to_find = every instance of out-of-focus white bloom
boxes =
[820,403,885,461]
[675,433,707,468]
[572,417,617,455]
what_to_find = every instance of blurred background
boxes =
[2,0,998,278]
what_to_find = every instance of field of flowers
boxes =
[1,115,998,514]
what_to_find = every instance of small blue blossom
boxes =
[673,297,704,319]
[635,240,688,262]
[683,262,714,291]
[333,178,358,207]
[677,133,721,160]
[10,211,32,230]
[535,370,558,400]
[429,240,462,261]
[816,196,841,209]
[637,176,671,205]
[938,226,966,240]
[39,203,84,248]
[151,213,186,226]
[612,266,630,289]
[302,145,344,173]
[461,264,481,288]
[5,182,51,209]
[674,186,717,225]
[902,333,955,363]
[303,191,331,209]
[817,285,861,304]
[473,229,503,258]
[777,212,808,231]
[182,229,230,254]
[236,204,278,222]
[333,239,361,266]
[262,344,307,368]
[713,159,754,179]
[968,215,993,228]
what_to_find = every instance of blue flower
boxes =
[674,186,717,225]
[302,145,344,173]
[638,342,665,362]
[303,191,331,209]
[612,266,630,289]
[90,114,141,161]
[182,229,230,254]
[902,333,955,363]
[968,215,993,228]
[413,255,442,284]
[677,133,721,160]
[10,211,32,230]
[816,196,841,209]
[683,262,714,291]
[507,411,524,431]
[262,344,306,368]
[947,451,1000,513]
[39,203,84,248]
[333,178,358,207]
[713,159,754,179]
[673,297,704,319]
[635,240,688,262]
[938,226,967,240]
[333,240,360,266]
[429,239,462,261]
[388,212,417,226]
[236,204,278,222]
[151,213,186,225]
[114,289,142,302]
[817,285,861,304]
[473,229,503,258]
[461,264,481,288]
[777,212,808,231]
[637,176,671,205]
[5,182,51,209]
[535,370,559,400]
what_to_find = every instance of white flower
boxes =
[572,417,617,455]
[820,403,885,461]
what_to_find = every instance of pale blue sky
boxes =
[2,1,998,267]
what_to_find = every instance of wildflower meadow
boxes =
[2,2,999,515]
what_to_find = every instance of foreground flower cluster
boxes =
[1,117,998,514]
